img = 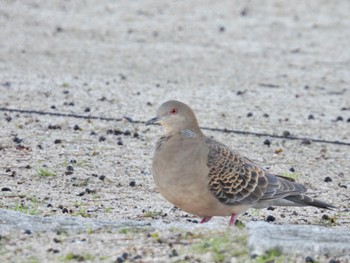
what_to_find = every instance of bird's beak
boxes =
[145,116,161,126]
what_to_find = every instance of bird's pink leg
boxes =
[200,216,212,224]
[229,214,237,225]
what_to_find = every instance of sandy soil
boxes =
[0,0,350,262]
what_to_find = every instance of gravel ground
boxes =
[1,0,350,262]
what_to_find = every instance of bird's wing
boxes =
[205,138,307,206]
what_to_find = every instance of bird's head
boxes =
[146,100,201,134]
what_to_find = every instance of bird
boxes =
[146,100,336,225]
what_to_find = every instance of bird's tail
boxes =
[284,194,337,210]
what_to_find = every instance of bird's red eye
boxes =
[169,108,177,115]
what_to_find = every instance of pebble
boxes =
[84,107,91,112]
[169,249,179,257]
[24,229,32,235]
[54,139,62,144]
[263,113,269,118]
[99,136,106,142]
[73,125,80,131]
[1,187,11,191]
[13,136,23,144]
[218,26,225,32]
[99,175,106,181]
[263,139,271,146]
[85,188,96,194]
[246,112,253,117]
[116,256,124,263]
[48,124,61,130]
[301,139,312,145]
[334,116,343,121]
[274,147,283,154]
[266,215,276,222]
[324,176,332,182]
[129,180,136,187]
[65,165,74,175]
[282,130,291,137]
[117,138,123,146]
[308,114,314,120]
[62,208,69,213]
[289,167,295,172]
[305,256,314,262]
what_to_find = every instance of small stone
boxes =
[335,116,343,121]
[246,112,253,117]
[53,237,61,243]
[124,130,131,136]
[305,256,314,263]
[54,139,62,144]
[1,187,11,191]
[263,139,271,146]
[24,229,32,235]
[322,214,330,221]
[116,256,124,263]
[90,131,97,136]
[133,132,139,138]
[85,188,96,194]
[170,249,179,257]
[240,8,248,16]
[347,118,350,122]
[308,114,314,120]
[301,139,312,145]
[47,203,53,207]
[129,180,136,187]
[62,208,68,213]
[77,192,85,196]
[122,253,129,259]
[84,107,91,112]
[13,136,22,144]
[117,140,123,146]
[263,113,269,118]
[266,215,276,222]
[99,136,106,142]
[73,125,80,131]
[99,175,106,181]
[289,167,295,172]
[282,131,291,137]
[48,124,61,130]
[324,176,332,182]
[267,207,275,211]
[25,165,31,169]
[218,26,225,32]
[274,147,283,154]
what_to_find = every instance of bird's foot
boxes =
[200,216,212,224]
[229,214,237,225]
